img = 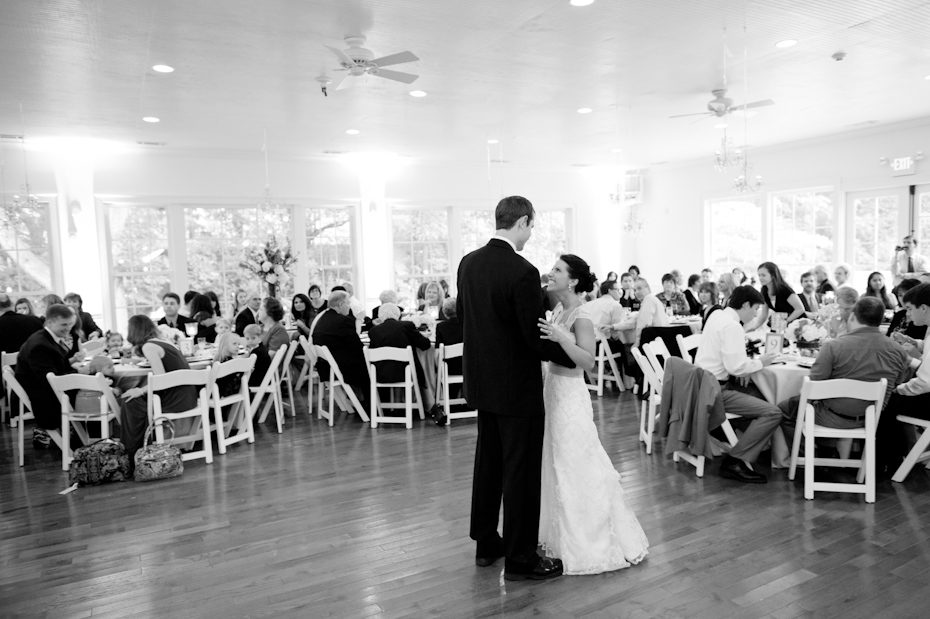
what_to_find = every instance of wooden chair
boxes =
[891,415,930,482]
[2,351,18,426]
[631,347,661,455]
[586,334,625,397]
[3,366,35,467]
[47,372,122,471]
[366,346,425,429]
[313,344,369,426]
[252,344,287,433]
[676,333,702,363]
[788,376,887,503]
[147,368,213,464]
[294,335,320,415]
[436,343,476,424]
[208,355,256,455]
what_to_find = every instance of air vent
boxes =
[0,134,24,141]
[136,140,166,147]
[489,158,509,164]
[322,150,347,155]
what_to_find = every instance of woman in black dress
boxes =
[755,261,805,329]
[189,293,218,343]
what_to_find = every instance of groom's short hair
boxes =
[495,196,534,230]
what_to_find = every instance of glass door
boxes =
[846,188,909,291]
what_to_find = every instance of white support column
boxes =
[356,166,394,311]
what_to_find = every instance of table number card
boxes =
[765,333,784,355]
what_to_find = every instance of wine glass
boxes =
[184,322,198,338]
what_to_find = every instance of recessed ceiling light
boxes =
[346,129,360,135]
[775,39,798,49]
[151,64,174,73]
[409,90,427,97]
[577,107,593,114]
[142,116,160,123]
[714,122,729,129]
[570,0,595,6]
[487,139,499,145]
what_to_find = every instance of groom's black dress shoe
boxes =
[475,537,504,567]
[719,455,767,484]
[504,556,564,581]
[475,553,503,567]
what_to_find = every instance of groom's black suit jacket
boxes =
[457,238,573,416]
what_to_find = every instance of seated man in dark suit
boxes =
[797,271,822,315]
[156,292,192,331]
[234,291,262,336]
[15,304,92,449]
[368,302,431,401]
[310,291,370,409]
[0,292,44,353]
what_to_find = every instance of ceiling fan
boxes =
[669,88,774,119]
[322,35,419,91]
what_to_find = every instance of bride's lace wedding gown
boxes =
[539,304,649,575]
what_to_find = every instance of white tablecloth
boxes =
[752,362,811,468]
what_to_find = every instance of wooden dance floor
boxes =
[2,391,929,618]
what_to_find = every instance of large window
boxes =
[108,205,171,325]
[0,199,56,307]
[185,206,293,315]
[392,208,450,303]
[521,210,568,276]
[706,197,762,272]
[460,208,494,255]
[305,206,354,293]
[850,193,900,274]
[771,189,833,281]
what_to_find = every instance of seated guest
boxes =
[231,289,249,319]
[181,290,198,317]
[310,291,370,404]
[655,273,689,316]
[234,290,262,336]
[213,332,244,397]
[259,297,289,354]
[105,331,126,357]
[632,278,669,347]
[732,267,749,285]
[341,281,367,332]
[15,297,36,316]
[214,317,232,338]
[684,274,703,315]
[189,293,218,343]
[64,292,103,341]
[118,315,197,458]
[418,281,445,319]
[828,286,859,339]
[435,297,463,350]
[290,293,313,338]
[717,272,738,307]
[694,286,782,484]
[15,304,91,449]
[701,268,715,283]
[243,324,271,387]
[204,290,222,317]
[39,294,81,354]
[698,282,721,330]
[798,271,821,315]
[627,265,640,279]
[604,271,619,284]
[584,280,628,346]
[752,261,805,329]
[834,263,853,289]
[371,289,404,323]
[157,292,192,330]
[863,271,898,310]
[812,264,835,295]
[306,284,328,327]
[0,292,44,353]
[887,278,927,342]
[368,302,431,398]
[618,272,638,310]
[779,297,911,454]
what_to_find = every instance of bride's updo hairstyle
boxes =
[560,254,596,294]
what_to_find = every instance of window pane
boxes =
[108,204,172,327]
[771,189,833,282]
[305,206,354,293]
[850,192,900,289]
[707,198,762,272]
[521,210,567,275]
[392,208,450,304]
[0,199,56,305]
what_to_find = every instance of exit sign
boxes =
[891,156,916,176]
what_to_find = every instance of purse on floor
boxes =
[68,438,132,486]
[134,417,184,482]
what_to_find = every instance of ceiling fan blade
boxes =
[669,111,712,119]
[370,50,418,68]
[331,72,351,91]
[733,98,775,111]
[370,68,419,84]
[325,44,356,69]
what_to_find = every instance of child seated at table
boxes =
[105,331,126,358]
[215,317,232,338]
[243,324,271,387]
[213,332,244,398]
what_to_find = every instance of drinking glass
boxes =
[184,322,198,337]
[197,337,207,353]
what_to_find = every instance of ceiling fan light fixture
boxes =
[152,64,174,73]
[409,90,427,97]
[142,116,160,123]
[577,107,593,114]
[774,39,797,49]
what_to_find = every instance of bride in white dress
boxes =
[537,254,649,575]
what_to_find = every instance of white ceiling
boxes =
[1,0,929,169]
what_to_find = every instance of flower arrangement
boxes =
[157,324,184,345]
[240,236,296,291]
[785,316,829,356]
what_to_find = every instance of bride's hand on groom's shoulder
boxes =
[538,318,572,345]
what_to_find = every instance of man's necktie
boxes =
[907,256,915,273]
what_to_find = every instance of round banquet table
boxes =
[752,361,812,468]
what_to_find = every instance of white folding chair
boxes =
[47,372,122,471]
[631,348,661,455]
[208,355,256,454]
[437,343,476,423]
[80,339,106,357]
[295,335,320,415]
[147,368,213,464]
[892,415,930,482]
[676,333,702,364]
[586,334,625,397]
[2,351,18,427]
[643,337,673,375]
[252,344,287,433]
[3,366,35,467]
[366,346,425,429]
[279,340,300,417]
[313,344,370,426]
[788,376,887,503]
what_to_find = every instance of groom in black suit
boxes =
[457,195,574,581]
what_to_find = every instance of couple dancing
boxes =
[457,195,648,580]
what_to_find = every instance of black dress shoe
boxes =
[504,556,564,581]
[719,455,767,484]
[475,553,503,567]
[475,537,504,567]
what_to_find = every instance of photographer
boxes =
[891,234,927,286]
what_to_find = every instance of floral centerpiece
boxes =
[784,317,829,357]
[157,324,184,346]
[240,236,295,298]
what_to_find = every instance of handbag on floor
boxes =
[134,417,184,482]
[68,438,132,486]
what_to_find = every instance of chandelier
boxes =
[732,159,763,193]
[258,129,282,210]
[713,130,744,171]
[731,38,762,193]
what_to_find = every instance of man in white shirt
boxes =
[694,286,782,483]
[633,278,669,347]
[891,234,928,286]
[798,271,821,315]
[341,281,367,333]
[584,280,630,339]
